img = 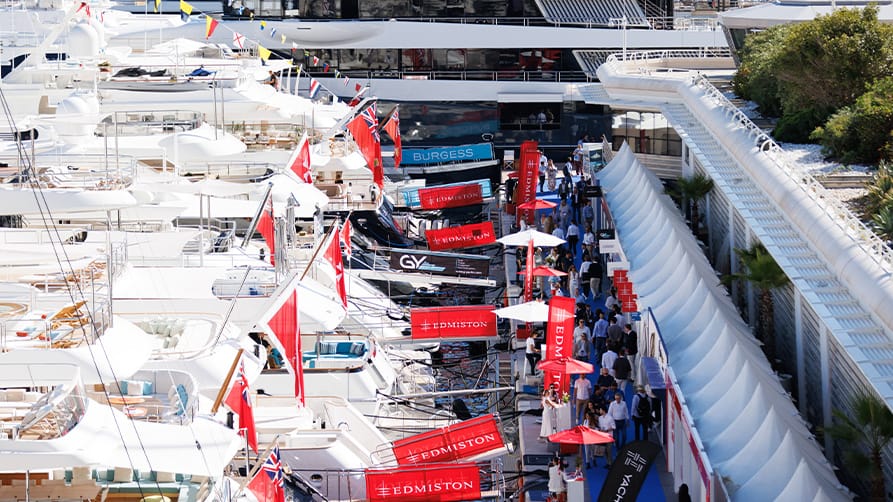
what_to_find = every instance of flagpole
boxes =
[235,435,281,495]
[299,225,336,280]
[211,348,245,414]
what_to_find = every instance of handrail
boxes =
[601,50,893,273]
[690,75,893,273]
[321,69,592,83]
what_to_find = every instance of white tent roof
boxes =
[718,1,893,29]
[598,143,850,501]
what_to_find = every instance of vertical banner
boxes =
[597,440,662,502]
[544,295,575,392]
[366,463,481,502]
[516,140,539,226]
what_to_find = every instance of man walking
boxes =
[607,392,629,448]
[574,374,592,425]
[631,385,652,441]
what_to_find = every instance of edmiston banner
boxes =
[366,463,480,502]
[418,183,484,210]
[389,250,490,278]
[410,306,497,340]
[516,140,539,225]
[392,414,504,464]
[544,295,575,392]
[426,222,496,251]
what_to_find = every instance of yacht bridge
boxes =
[579,51,893,500]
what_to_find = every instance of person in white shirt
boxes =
[597,406,616,467]
[565,222,580,257]
[551,226,565,240]
[574,374,592,425]
[525,332,542,376]
[601,347,618,377]
[607,392,629,448]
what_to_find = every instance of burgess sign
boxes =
[389,250,490,278]
[365,463,481,502]
[410,306,497,340]
[400,143,494,166]
[392,414,505,465]
[425,222,496,251]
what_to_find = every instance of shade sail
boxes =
[497,228,566,248]
[493,300,549,323]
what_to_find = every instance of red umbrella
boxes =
[548,425,614,445]
[518,265,568,277]
[536,357,594,375]
[517,199,557,210]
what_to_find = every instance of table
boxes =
[109,396,145,406]
[556,404,572,432]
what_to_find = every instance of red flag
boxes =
[345,104,383,189]
[286,134,313,183]
[257,194,275,265]
[224,358,258,453]
[348,86,368,107]
[77,2,91,16]
[205,16,219,39]
[544,296,575,393]
[517,140,539,226]
[524,240,534,302]
[355,83,362,92]
[340,219,352,256]
[323,231,348,308]
[383,108,402,168]
[263,281,304,404]
[247,446,285,502]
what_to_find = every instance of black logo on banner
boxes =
[597,440,662,502]
[390,251,490,278]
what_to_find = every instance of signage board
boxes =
[390,250,490,278]
[400,143,494,166]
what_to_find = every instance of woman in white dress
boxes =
[540,385,559,440]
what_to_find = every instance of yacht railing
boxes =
[99,110,204,137]
[0,153,138,189]
[334,69,592,83]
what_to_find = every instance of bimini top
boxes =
[719,0,893,29]
[598,143,851,501]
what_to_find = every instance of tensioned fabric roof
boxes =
[598,143,850,501]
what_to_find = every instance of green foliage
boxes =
[734,6,893,148]
[864,162,893,215]
[873,206,893,241]
[825,393,893,502]
[812,77,893,163]
[675,174,714,236]
[725,244,789,291]
[732,26,788,116]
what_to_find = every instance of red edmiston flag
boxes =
[544,295,575,393]
[247,446,285,502]
[224,358,257,453]
[383,107,402,168]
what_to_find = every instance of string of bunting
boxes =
[148,0,367,100]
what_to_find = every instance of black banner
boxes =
[597,440,662,502]
[390,250,490,278]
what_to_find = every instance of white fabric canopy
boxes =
[493,300,549,323]
[497,228,565,248]
[598,143,849,501]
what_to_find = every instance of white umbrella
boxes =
[497,228,566,248]
[493,300,549,323]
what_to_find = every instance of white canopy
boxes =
[493,300,549,323]
[598,143,849,501]
[497,228,566,248]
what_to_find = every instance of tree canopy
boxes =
[733,6,893,152]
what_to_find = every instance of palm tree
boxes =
[825,393,893,502]
[723,244,789,362]
[676,173,714,237]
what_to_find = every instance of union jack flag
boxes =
[263,446,284,488]
[360,104,379,143]
[247,445,285,502]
